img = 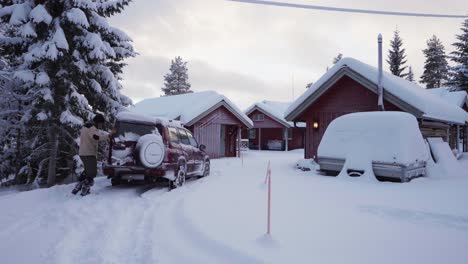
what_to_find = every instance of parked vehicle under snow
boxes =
[317,112,429,182]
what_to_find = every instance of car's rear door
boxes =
[177,128,194,173]
[186,130,204,173]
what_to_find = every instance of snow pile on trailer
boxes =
[246,100,305,127]
[318,112,429,166]
[286,57,468,124]
[426,137,465,178]
[132,91,253,127]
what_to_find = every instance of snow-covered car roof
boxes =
[285,57,468,124]
[426,88,467,109]
[116,111,182,127]
[131,91,253,128]
[245,100,305,128]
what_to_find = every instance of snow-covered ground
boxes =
[1,150,468,264]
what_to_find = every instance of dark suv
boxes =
[103,112,210,189]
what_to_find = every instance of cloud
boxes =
[111,0,468,108]
[120,55,291,109]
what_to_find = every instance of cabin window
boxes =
[249,129,256,139]
[252,114,264,121]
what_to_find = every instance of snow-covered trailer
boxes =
[285,58,468,159]
[317,112,428,182]
[244,101,305,151]
[132,91,253,159]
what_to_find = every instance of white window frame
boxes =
[253,114,264,122]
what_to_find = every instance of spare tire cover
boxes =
[136,134,165,168]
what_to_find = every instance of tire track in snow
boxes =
[48,183,153,264]
[129,188,168,264]
[152,174,263,264]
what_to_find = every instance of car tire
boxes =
[200,160,210,178]
[111,177,122,186]
[170,163,186,190]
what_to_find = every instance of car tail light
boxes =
[103,167,115,176]
[164,148,171,163]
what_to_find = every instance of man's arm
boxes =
[91,127,111,141]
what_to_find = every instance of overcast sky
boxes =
[110,0,468,109]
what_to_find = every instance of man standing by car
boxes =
[72,114,115,196]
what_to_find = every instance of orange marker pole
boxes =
[267,168,271,235]
[264,161,271,184]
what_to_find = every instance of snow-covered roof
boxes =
[245,100,305,128]
[132,91,253,128]
[426,88,467,108]
[285,57,468,124]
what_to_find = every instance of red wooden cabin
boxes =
[244,101,304,151]
[132,91,253,158]
[285,58,468,159]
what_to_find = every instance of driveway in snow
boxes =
[0,150,467,264]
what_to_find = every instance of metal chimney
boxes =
[378,34,385,111]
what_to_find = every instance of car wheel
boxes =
[201,160,210,178]
[170,164,186,190]
[111,177,122,186]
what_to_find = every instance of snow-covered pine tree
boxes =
[0,23,32,185]
[406,66,415,82]
[162,56,192,96]
[387,29,408,78]
[420,35,449,88]
[333,53,343,64]
[451,17,468,92]
[0,0,135,187]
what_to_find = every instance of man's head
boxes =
[93,114,105,129]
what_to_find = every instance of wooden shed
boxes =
[244,101,305,151]
[132,91,253,159]
[428,88,468,151]
[285,58,468,159]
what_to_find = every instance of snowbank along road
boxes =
[1,150,468,264]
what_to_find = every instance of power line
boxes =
[227,0,467,18]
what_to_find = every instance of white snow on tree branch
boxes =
[35,72,50,85]
[20,22,37,38]
[9,4,30,25]
[90,79,102,93]
[36,112,49,121]
[43,41,59,61]
[82,32,115,59]
[0,5,14,18]
[89,12,109,29]
[60,109,83,126]
[39,88,54,102]
[70,89,91,110]
[53,23,69,50]
[66,8,90,28]
[13,70,35,82]
[73,0,97,11]
[30,4,52,25]
[109,27,132,42]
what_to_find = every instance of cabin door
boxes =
[220,125,226,157]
